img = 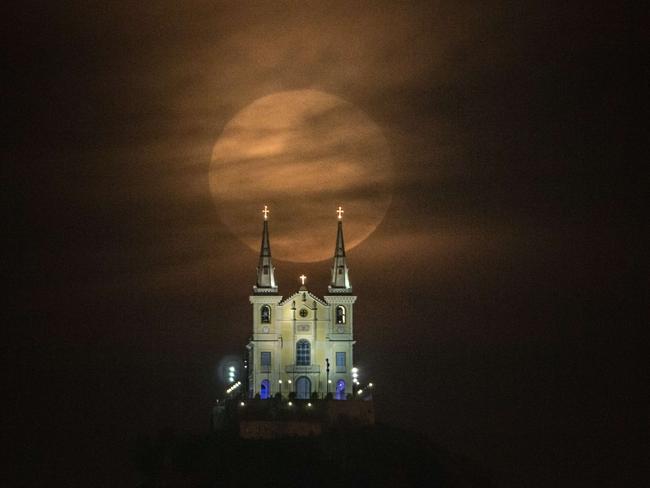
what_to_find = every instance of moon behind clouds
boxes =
[210,90,392,263]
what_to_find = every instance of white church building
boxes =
[246,207,357,401]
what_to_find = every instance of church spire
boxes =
[254,205,278,294]
[328,206,352,293]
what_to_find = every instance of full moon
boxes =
[210,90,392,262]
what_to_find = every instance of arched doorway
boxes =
[260,379,270,399]
[335,379,346,400]
[295,376,311,399]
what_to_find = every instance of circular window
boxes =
[299,308,308,317]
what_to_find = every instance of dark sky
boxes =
[7,2,641,487]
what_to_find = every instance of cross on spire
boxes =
[299,274,307,285]
[329,206,352,293]
[254,204,277,293]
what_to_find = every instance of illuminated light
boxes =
[299,274,307,285]
[307,402,312,407]
[357,389,363,395]
[240,402,245,406]
[368,382,373,388]
[328,379,332,384]
[336,206,344,219]
[351,367,358,374]
[278,380,283,384]
[262,205,269,220]
[287,380,292,384]
[288,402,293,406]
[229,366,235,372]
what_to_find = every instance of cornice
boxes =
[323,295,357,304]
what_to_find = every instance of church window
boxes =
[261,305,271,323]
[260,379,270,399]
[263,265,269,275]
[261,351,271,372]
[336,352,346,369]
[336,306,346,324]
[296,340,310,366]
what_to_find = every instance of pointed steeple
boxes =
[254,206,278,294]
[328,206,352,293]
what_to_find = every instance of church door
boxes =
[260,379,270,399]
[295,376,311,399]
[335,379,346,400]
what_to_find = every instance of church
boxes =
[246,206,357,401]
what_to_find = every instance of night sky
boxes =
[7,2,641,487]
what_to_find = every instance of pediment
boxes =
[278,290,328,307]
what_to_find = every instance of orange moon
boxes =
[210,90,392,262]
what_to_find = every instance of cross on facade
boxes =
[336,206,344,219]
[262,205,269,219]
[299,274,306,285]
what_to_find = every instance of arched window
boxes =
[260,379,270,399]
[261,305,271,323]
[336,306,346,324]
[335,379,346,400]
[296,340,310,366]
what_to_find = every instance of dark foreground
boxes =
[133,423,493,487]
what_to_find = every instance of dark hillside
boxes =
[133,423,493,487]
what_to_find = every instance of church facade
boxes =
[247,207,356,401]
